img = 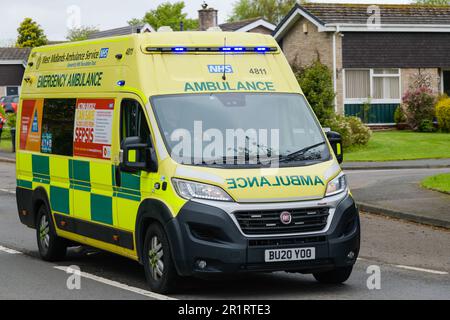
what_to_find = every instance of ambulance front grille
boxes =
[233,207,329,235]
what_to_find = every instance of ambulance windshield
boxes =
[152,93,330,168]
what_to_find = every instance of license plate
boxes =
[264,247,315,262]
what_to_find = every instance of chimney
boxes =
[198,2,218,31]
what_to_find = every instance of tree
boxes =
[130,1,198,31]
[414,0,449,5]
[128,18,144,26]
[295,60,335,125]
[66,26,99,42]
[16,18,48,48]
[228,0,298,24]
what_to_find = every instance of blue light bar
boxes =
[172,47,187,52]
[255,47,269,52]
[146,46,278,54]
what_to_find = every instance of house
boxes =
[274,3,450,125]
[88,4,275,38]
[0,47,31,97]
[88,24,155,39]
[218,17,275,35]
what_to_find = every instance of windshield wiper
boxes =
[279,141,326,163]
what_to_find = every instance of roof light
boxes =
[233,47,245,52]
[117,80,126,86]
[172,47,187,53]
[220,47,232,52]
[255,47,269,52]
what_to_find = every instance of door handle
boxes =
[115,166,122,188]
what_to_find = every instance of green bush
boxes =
[435,97,450,132]
[295,60,335,125]
[402,86,436,131]
[394,106,406,124]
[324,115,372,148]
[418,119,435,132]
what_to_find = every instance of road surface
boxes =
[0,162,449,300]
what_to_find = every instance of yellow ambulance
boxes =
[16,31,360,293]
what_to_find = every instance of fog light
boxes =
[347,251,355,259]
[196,260,207,269]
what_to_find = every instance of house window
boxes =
[345,68,401,102]
[372,69,400,99]
[345,70,370,99]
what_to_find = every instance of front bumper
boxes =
[165,193,360,277]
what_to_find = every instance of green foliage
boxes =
[418,119,436,132]
[435,97,450,132]
[6,113,16,129]
[133,1,198,31]
[16,18,47,48]
[402,86,436,132]
[414,0,450,5]
[128,18,144,26]
[324,115,372,148]
[295,61,335,125]
[394,106,407,124]
[228,0,297,24]
[66,26,99,41]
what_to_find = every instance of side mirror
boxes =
[120,137,158,173]
[326,131,344,164]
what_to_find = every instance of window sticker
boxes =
[20,99,44,151]
[73,99,114,159]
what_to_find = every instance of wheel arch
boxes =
[135,199,188,275]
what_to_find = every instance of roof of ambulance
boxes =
[30,31,278,52]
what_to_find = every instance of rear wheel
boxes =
[36,205,67,262]
[143,223,179,294]
[313,266,353,284]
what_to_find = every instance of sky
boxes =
[0,0,412,45]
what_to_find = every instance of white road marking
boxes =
[394,265,449,275]
[54,266,177,300]
[0,188,15,195]
[0,245,22,254]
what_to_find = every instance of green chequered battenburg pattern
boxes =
[32,155,50,184]
[50,186,70,215]
[70,159,91,192]
[112,165,142,202]
[90,193,113,225]
[17,179,33,189]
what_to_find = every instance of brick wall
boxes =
[281,18,344,114]
[247,26,273,35]
[401,68,441,96]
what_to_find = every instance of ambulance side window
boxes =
[41,98,76,156]
[120,99,151,146]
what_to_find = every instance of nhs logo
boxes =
[99,48,109,59]
[208,65,233,74]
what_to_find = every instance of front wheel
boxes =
[143,223,179,294]
[313,266,353,284]
[36,205,67,262]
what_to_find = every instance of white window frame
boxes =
[344,68,402,105]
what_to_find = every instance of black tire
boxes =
[36,204,67,262]
[313,266,353,284]
[143,222,179,294]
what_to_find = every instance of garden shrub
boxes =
[324,115,372,148]
[402,86,436,131]
[347,116,372,145]
[295,60,335,125]
[394,106,406,124]
[435,97,450,132]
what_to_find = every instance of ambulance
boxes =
[16,31,360,293]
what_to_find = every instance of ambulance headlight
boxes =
[325,173,348,197]
[172,179,233,202]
